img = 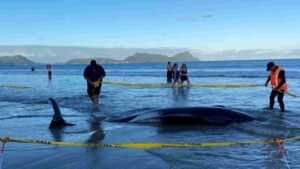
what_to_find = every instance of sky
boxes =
[0,0,300,60]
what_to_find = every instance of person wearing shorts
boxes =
[180,64,190,85]
[84,60,106,108]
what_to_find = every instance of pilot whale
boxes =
[110,107,255,125]
[49,98,75,129]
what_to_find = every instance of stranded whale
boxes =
[110,107,255,125]
[49,98,75,129]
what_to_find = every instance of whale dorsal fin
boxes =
[49,98,74,129]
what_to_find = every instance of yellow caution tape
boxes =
[102,81,263,89]
[1,136,300,149]
[0,85,33,89]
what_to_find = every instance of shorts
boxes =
[181,76,188,82]
[87,84,102,96]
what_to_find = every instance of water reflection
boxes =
[172,87,190,101]
[50,128,65,142]
[86,114,105,144]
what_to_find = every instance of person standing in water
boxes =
[167,61,173,83]
[47,64,52,79]
[172,63,181,86]
[31,66,35,72]
[180,64,190,85]
[84,60,106,108]
[264,62,288,112]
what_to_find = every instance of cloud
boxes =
[190,48,300,61]
[178,16,198,22]
[179,13,212,22]
[201,13,212,18]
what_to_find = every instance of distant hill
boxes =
[0,55,36,65]
[0,52,199,65]
[65,58,123,64]
[0,45,188,63]
[171,51,199,62]
[64,51,199,64]
[124,51,199,63]
[124,53,169,63]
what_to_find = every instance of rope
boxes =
[102,81,263,89]
[283,155,291,169]
[277,90,300,98]
[0,85,33,89]
[274,138,291,169]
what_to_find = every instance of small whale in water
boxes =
[49,98,75,129]
[110,107,255,125]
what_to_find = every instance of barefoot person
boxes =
[264,62,288,112]
[167,61,173,83]
[180,64,190,85]
[84,60,106,108]
[46,64,52,80]
[172,63,181,86]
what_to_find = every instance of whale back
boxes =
[110,106,255,125]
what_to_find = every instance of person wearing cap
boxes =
[84,60,106,108]
[264,62,288,112]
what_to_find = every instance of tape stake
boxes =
[1,143,4,154]
[0,142,5,169]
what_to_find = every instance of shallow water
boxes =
[1,59,300,169]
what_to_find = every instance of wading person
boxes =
[84,60,106,108]
[172,63,181,86]
[264,62,288,112]
[180,64,190,85]
[47,64,52,80]
[167,61,173,83]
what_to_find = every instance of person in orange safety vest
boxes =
[264,62,288,112]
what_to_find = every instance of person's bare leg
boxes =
[92,95,99,108]
[89,96,94,103]
[94,95,99,106]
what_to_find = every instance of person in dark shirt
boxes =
[84,60,106,108]
[47,64,52,80]
[264,62,288,112]
[166,62,173,83]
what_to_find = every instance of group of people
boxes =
[46,64,52,79]
[30,64,52,79]
[83,60,288,112]
[166,62,190,86]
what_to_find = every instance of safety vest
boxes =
[270,66,288,92]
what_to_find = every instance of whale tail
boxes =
[49,98,74,129]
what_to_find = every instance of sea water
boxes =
[0,59,300,169]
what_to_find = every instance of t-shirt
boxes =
[83,64,106,85]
